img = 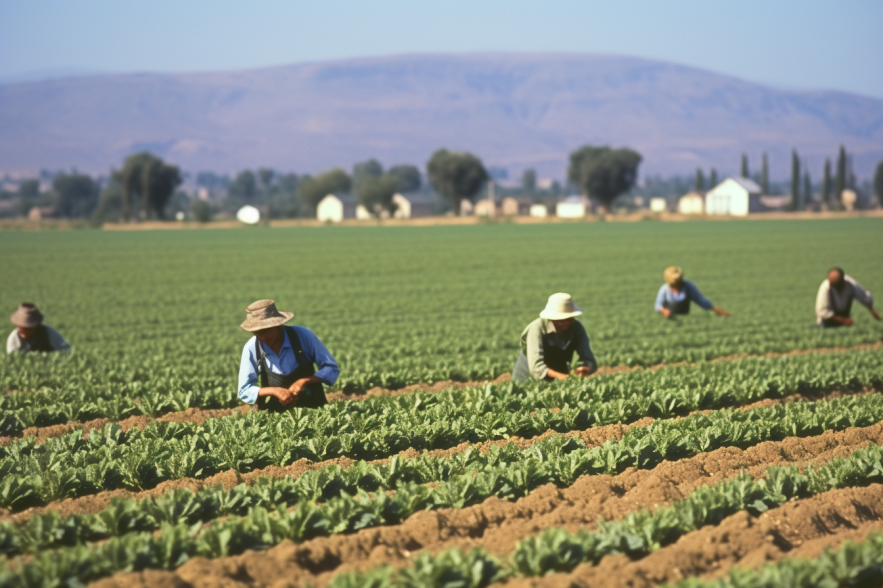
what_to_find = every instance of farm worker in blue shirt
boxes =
[655,266,730,319]
[512,293,598,382]
[238,299,339,411]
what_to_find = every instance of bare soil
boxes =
[88,421,883,588]
[6,341,880,447]
[5,387,873,523]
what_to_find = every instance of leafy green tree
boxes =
[352,159,383,192]
[709,168,718,188]
[296,168,352,210]
[357,174,400,215]
[836,145,847,206]
[823,159,832,207]
[567,145,642,212]
[257,168,275,188]
[522,169,537,194]
[741,154,749,178]
[791,150,800,210]
[229,170,257,200]
[875,161,883,208]
[53,173,99,218]
[761,153,769,193]
[388,165,421,192]
[191,199,212,223]
[19,179,39,199]
[114,152,182,220]
[694,169,705,192]
[427,149,489,214]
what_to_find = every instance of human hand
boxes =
[659,308,671,318]
[871,308,881,321]
[274,387,297,406]
[574,366,592,377]
[841,317,854,327]
[288,378,311,396]
[714,307,730,317]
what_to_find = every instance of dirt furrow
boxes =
[6,340,880,446]
[6,388,874,522]
[86,421,883,588]
[504,484,883,588]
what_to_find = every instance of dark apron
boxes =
[19,326,54,353]
[255,326,328,411]
[512,334,579,382]
[821,288,853,328]
[663,290,692,315]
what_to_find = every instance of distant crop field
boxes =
[1,219,882,588]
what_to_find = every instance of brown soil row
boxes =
[505,484,883,588]
[5,387,872,523]
[88,421,883,588]
[9,341,881,447]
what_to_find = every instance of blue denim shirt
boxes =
[654,280,713,312]
[238,326,339,404]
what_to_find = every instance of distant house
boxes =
[841,189,857,211]
[649,198,668,213]
[27,206,58,220]
[392,193,434,219]
[459,199,474,216]
[705,177,761,216]
[677,192,705,215]
[474,199,497,217]
[317,194,356,222]
[556,196,587,218]
[529,204,549,218]
[501,197,532,216]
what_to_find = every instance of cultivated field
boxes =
[1,219,882,587]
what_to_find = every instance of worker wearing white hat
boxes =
[512,293,597,382]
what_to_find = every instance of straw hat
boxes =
[539,293,583,320]
[663,266,683,286]
[10,303,44,328]
[240,299,294,332]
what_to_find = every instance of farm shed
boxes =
[474,199,497,216]
[677,192,705,215]
[317,194,356,222]
[705,177,761,216]
[556,196,587,218]
[459,199,474,216]
[501,197,532,216]
[650,198,668,212]
[529,204,549,218]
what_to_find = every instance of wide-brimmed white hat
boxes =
[539,293,583,320]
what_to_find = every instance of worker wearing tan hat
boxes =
[237,299,339,411]
[512,293,597,382]
[655,266,729,318]
[7,302,70,354]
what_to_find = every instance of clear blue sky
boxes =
[1,0,881,97]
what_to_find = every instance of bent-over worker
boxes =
[512,293,597,382]
[238,299,339,410]
[655,266,729,318]
[7,302,70,354]
[815,267,880,328]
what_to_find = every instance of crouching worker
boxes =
[816,267,880,328]
[512,293,597,382]
[7,302,70,354]
[655,266,729,318]
[238,299,339,411]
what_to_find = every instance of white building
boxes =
[705,177,762,216]
[501,197,532,216]
[474,199,497,217]
[317,194,356,222]
[556,196,587,218]
[649,198,668,213]
[529,204,548,218]
[677,192,705,215]
[459,199,474,216]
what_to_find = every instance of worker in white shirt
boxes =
[815,267,880,328]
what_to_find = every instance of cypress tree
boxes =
[822,159,832,207]
[761,153,769,193]
[791,150,800,210]
[710,168,718,188]
[695,168,705,192]
[803,171,812,209]
[835,145,847,206]
[741,154,749,178]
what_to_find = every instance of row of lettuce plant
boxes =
[2,345,881,435]
[3,392,883,558]
[1,351,881,508]
[4,436,883,588]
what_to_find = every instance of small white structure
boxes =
[841,189,857,211]
[529,204,548,218]
[705,177,761,216]
[474,199,497,216]
[556,196,586,218]
[459,199,474,216]
[392,193,411,219]
[650,198,668,213]
[236,205,261,225]
[501,197,532,216]
[677,192,704,215]
[355,204,372,220]
[317,194,352,222]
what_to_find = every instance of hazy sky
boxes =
[1,0,881,97]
